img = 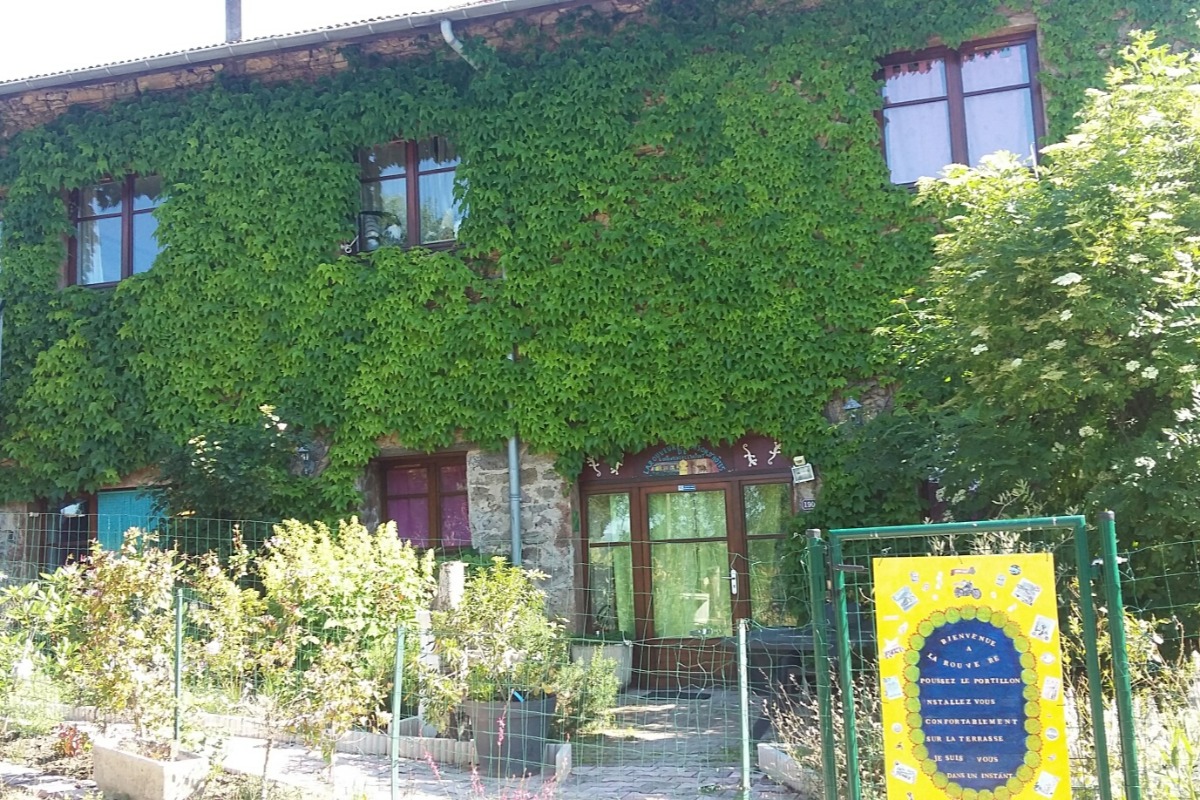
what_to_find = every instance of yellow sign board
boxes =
[874,553,1071,800]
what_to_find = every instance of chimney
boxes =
[225,0,243,42]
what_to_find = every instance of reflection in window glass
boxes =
[965,89,1036,166]
[648,491,726,541]
[749,538,799,627]
[884,102,953,184]
[961,45,1029,93]
[418,137,459,171]
[587,494,630,543]
[132,214,160,274]
[744,483,791,537]
[361,142,407,179]
[419,171,462,243]
[882,59,947,103]
[588,545,635,635]
[650,540,732,638]
[387,497,430,546]
[81,183,124,216]
[440,494,471,548]
[77,217,124,285]
[132,176,164,210]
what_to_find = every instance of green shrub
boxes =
[423,558,568,732]
[554,653,619,738]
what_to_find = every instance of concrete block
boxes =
[545,742,571,781]
[756,742,819,798]
[93,742,208,800]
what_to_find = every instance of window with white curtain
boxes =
[881,34,1043,185]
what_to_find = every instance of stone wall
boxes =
[0,502,38,583]
[466,447,575,620]
[0,0,650,139]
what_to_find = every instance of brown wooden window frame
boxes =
[578,473,796,639]
[358,137,462,251]
[880,32,1046,186]
[67,175,164,287]
[379,455,470,551]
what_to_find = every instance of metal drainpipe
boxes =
[440,19,481,70]
[508,431,522,567]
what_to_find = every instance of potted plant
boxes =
[569,631,633,690]
[423,558,567,777]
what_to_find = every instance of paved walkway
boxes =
[222,737,797,799]
[0,689,803,799]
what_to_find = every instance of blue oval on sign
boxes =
[917,617,1028,792]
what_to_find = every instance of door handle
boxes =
[728,568,738,596]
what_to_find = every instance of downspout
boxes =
[440,19,481,71]
[507,357,522,567]
[440,20,520,563]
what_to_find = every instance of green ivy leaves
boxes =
[0,1,1192,512]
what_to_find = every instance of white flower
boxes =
[1052,272,1084,286]
[1011,358,1023,368]
[1137,109,1165,126]
[205,639,222,656]
[12,657,33,682]
[1052,442,1066,453]
[1134,456,1157,474]
[1149,211,1173,221]
[970,326,989,338]
[1126,360,1141,372]
[1141,366,1160,380]
[1177,407,1196,422]
[1079,426,1097,438]
[1046,340,1067,350]
[1059,309,1073,321]
[1180,365,1197,374]
[971,344,989,355]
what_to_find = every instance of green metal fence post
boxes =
[173,587,184,743]
[828,536,861,800]
[737,617,752,800]
[806,529,839,800]
[391,625,406,800]
[1099,511,1142,800]
[1073,519,1115,800]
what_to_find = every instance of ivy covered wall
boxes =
[0,0,1196,515]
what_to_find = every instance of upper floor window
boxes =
[381,456,470,550]
[881,35,1043,185]
[70,175,164,285]
[359,137,462,250]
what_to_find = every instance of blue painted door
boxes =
[96,489,164,551]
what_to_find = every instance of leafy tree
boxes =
[876,34,1200,610]
[151,405,321,554]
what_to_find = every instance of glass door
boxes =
[643,488,735,638]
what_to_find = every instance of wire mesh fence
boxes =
[0,515,793,799]
[0,511,1189,799]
